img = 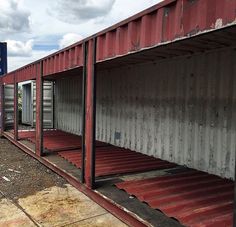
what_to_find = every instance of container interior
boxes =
[95,47,236,180]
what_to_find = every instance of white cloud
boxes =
[59,33,83,49]
[8,49,57,72]
[105,0,163,25]
[49,0,115,23]
[0,0,31,33]
[6,39,34,57]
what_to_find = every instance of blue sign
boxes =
[0,42,7,76]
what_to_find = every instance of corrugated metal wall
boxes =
[4,84,14,129]
[55,76,82,135]
[22,83,32,125]
[32,81,54,128]
[96,47,236,180]
[54,47,236,180]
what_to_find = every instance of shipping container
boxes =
[1,0,236,226]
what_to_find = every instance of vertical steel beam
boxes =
[52,81,55,129]
[84,38,97,189]
[81,42,87,183]
[14,75,18,140]
[234,74,236,227]
[234,159,236,226]
[35,62,43,156]
[92,38,97,188]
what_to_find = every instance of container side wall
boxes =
[96,47,236,180]
[32,81,54,128]
[54,76,83,135]
[22,84,32,125]
[4,84,14,130]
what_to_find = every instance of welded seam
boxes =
[58,212,109,227]
[0,190,41,227]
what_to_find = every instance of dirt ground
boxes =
[0,137,127,227]
[0,137,66,200]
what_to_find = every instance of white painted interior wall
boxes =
[55,47,236,179]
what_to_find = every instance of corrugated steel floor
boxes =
[58,146,176,177]
[18,130,66,140]
[18,130,108,152]
[115,170,234,227]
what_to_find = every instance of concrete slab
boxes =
[68,213,128,227]
[18,184,108,227]
[0,198,35,227]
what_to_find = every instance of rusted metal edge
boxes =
[2,132,150,227]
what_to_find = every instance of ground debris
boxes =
[8,168,21,174]
[2,176,10,182]
[0,137,66,199]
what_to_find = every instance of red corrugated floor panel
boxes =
[58,146,176,177]
[115,170,234,227]
[18,130,108,152]
[30,135,82,152]
[18,129,66,139]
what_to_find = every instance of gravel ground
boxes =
[0,137,66,200]
[0,137,128,227]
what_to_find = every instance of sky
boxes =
[0,0,163,72]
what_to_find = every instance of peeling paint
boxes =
[215,18,223,29]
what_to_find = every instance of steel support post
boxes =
[52,81,55,129]
[35,62,43,156]
[14,76,18,140]
[81,42,87,183]
[84,38,97,189]
[234,159,236,226]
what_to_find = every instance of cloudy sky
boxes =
[1,0,163,72]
